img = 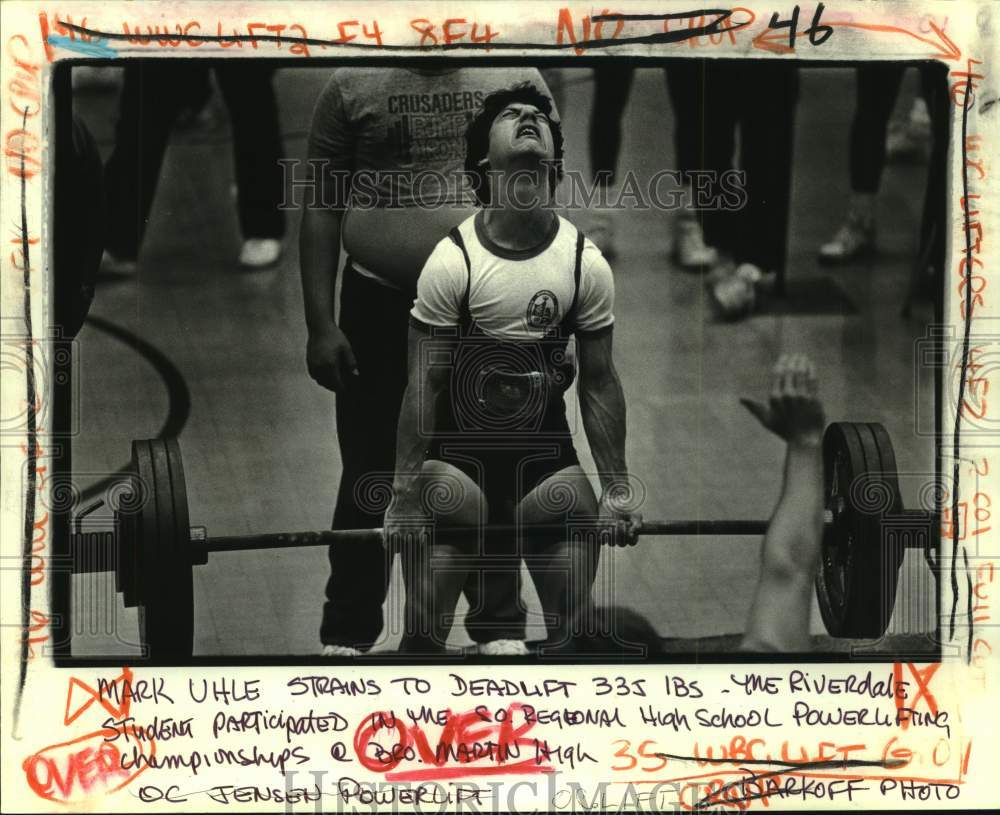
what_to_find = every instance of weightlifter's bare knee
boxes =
[419,459,485,534]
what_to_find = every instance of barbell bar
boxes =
[73,514,935,560]
[66,422,939,660]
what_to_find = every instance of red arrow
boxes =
[63,667,133,726]
[751,23,794,54]
[924,20,962,60]
[752,17,960,60]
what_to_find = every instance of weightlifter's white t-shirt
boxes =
[410,211,615,340]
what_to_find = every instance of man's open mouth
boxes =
[516,123,540,139]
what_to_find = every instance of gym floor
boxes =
[69,63,938,658]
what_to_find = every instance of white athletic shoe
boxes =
[674,217,718,270]
[320,644,362,657]
[909,97,932,131]
[705,262,774,321]
[818,213,875,263]
[238,238,282,269]
[707,271,755,321]
[886,99,931,164]
[734,262,777,293]
[477,639,530,657]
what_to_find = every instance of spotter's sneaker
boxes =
[674,217,718,270]
[320,644,361,657]
[239,238,282,269]
[477,639,530,657]
[818,214,875,264]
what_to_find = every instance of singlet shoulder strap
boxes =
[563,228,586,334]
[447,226,472,274]
[448,226,473,332]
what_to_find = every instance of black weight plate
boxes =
[143,439,194,661]
[117,507,129,606]
[165,438,194,656]
[117,461,143,608]
[142,440,170,660]
[165,438,191,559]
[816,423,868,637]
[867,421,904,568]
[816,422,902,639]
[131,440,158,652]
[113,512,122,596]
[850,423,901,638]
[121,496,139,608]
[113,512,123,596]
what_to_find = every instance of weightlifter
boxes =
[301,67,560,656]
[384,82,642,652]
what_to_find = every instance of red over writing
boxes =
[353,704,553,781]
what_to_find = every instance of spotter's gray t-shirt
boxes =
[307,67,556,209]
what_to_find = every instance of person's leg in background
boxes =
[698,60,739,270]
[665,58,719,270]
[175,68,215,130]
[886,70,933,164]
[589,64,635,185]
[539,68,566,116]
[320,268,412,653]
[586,65,635,256]
[214,63,287,268]
[819,64,906,263]
[103,61,204,269]
[56,115,105,338]
[732,60,799,295]
[910,62,950,314]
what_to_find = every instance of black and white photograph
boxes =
[51,54,950,663]
[7,2,1000,812]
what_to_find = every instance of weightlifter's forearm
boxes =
[580,376,629,491]
[392,380,438,499]
[299,207,343,334]
[741,441,824,651]
[764,440,825,576]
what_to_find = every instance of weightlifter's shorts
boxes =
[428,393,580,508]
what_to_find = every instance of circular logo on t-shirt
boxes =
[526,290,559,329]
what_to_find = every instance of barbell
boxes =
[67,421,938,660]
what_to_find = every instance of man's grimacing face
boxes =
[485,101,556,171]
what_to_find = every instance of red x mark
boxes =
[893,662,941,728]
